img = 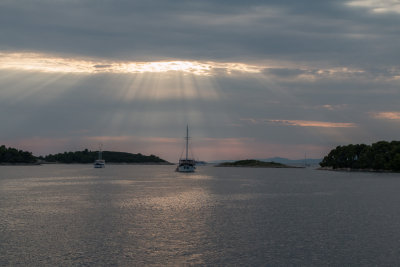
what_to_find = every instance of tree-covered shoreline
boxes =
[320,141,400,171]
[0,146,170,164]
[0,145,37,164]
[39,150,170,164]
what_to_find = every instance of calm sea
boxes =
[1,165,400,266]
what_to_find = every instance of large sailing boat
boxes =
[94,144,105,168]
[176,126,196,172]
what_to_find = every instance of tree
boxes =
[320,141,400,171]
[0,145,37,163]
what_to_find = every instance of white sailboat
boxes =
[176,126,196,172]
[94,144,105,168]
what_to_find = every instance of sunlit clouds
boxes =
[347,0,400,14]
[0,52,93,73]
[0,52,262,76]
[0,52,378,80]
[242,119,357,128]
[268,120,357,128]
[371,112,400,120]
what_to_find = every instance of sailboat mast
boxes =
[186,125,189,160]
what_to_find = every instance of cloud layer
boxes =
[1,0,400,161]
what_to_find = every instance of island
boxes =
[0,145,171,165]
[215,159,296,168]
[39,149,171,164]
[319,140,400,172]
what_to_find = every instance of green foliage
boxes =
[320,141,400,171]
[43,150,168,164]
[0,146,168,164]
[0,145,37,163]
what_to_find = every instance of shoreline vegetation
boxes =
[319,141,400,172]
[215,159,300,168]
[0,145,171,165]
[0,145,37,164]
[4,140,400,172]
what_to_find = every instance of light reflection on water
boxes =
[1,165,400,265]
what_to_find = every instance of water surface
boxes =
[1,165,400,265]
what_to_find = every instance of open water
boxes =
[1,165,400,266]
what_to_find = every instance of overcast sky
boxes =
[1,0,400,162]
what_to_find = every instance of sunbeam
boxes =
[0,49,394,160]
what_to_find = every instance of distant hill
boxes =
[259,157,322,166]
[40,149,170,164]
[215,159,295,168]
[211,157,322,166]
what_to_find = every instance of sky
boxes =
[1,0,400,162]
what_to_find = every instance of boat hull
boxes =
[94,160,105,168]
[94,164,105,168]
[177,164,196,172]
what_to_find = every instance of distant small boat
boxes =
[94,145,105,168]
[176,126,196,172]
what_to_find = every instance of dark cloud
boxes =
[0,0,399,66]
[93,64,112,68]
[265,68,308,77]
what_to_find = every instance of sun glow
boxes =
[0,52,262,76]
[269,119,357,128]
[371,111,400,120]
[241,118,357,128]
[347,0,400,13]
